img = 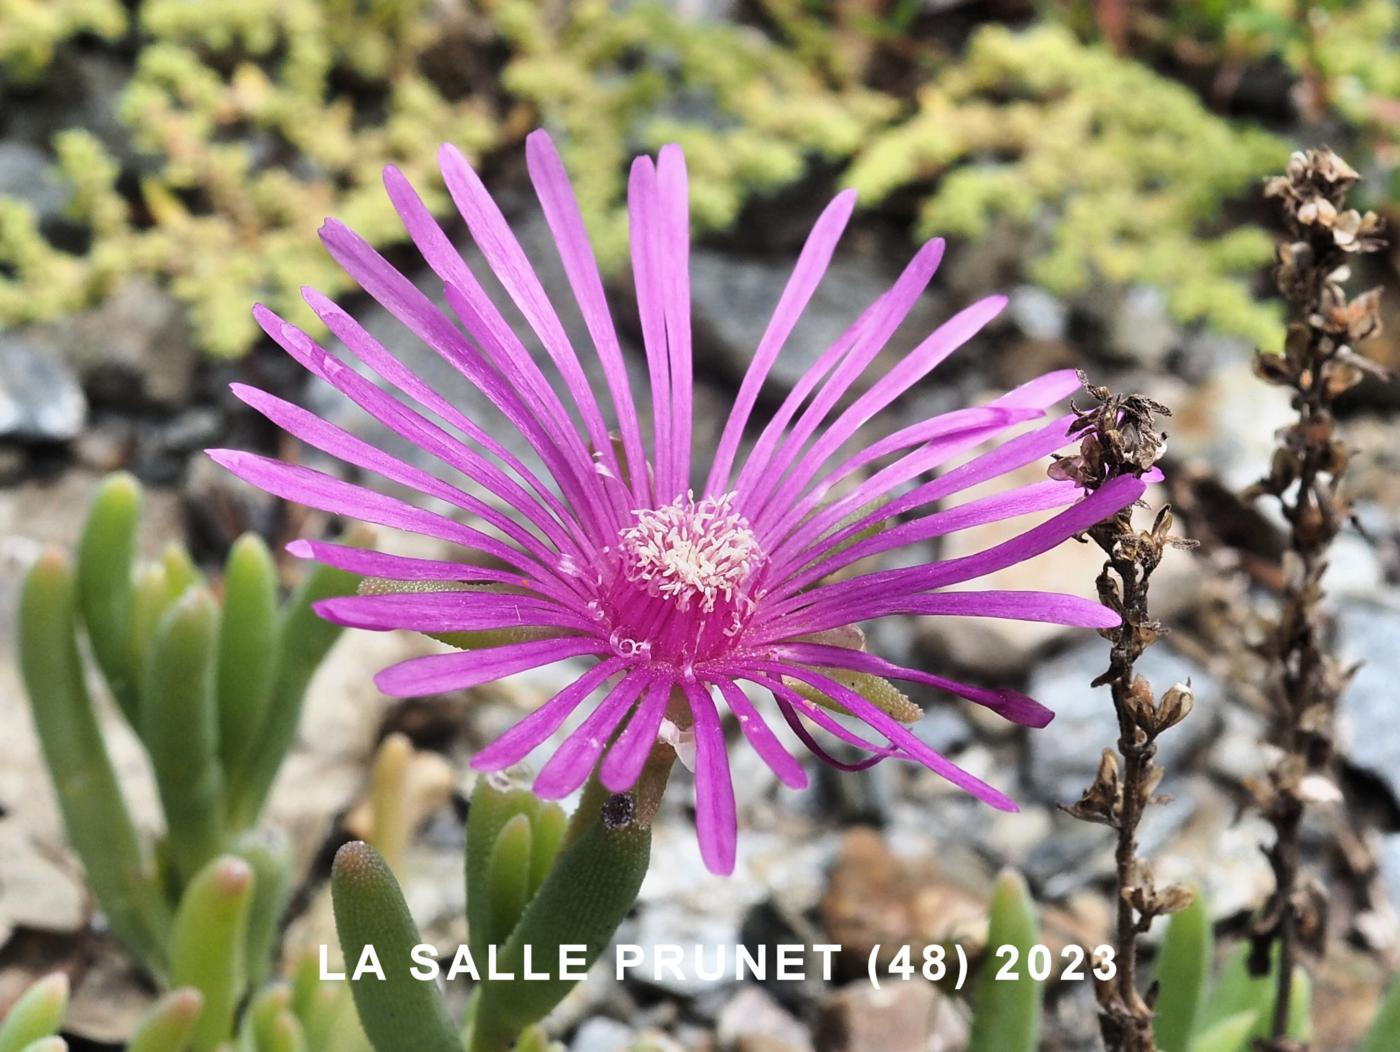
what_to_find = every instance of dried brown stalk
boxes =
[1054,379,1197,1052]
[1245,148,1388,1051]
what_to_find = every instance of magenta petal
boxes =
[284,539,521,586]
[763,662,1017,811]
[375,637,606,697]
[683,681,737,876]
[471,659,624,772]
[313,592,596,634]
[762,642,1055,728]
[714,679,808,790]
[599,676,671,793]
[533,672,649,799]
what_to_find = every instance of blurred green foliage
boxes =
[0,0,1344,358]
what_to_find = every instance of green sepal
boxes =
[227,551,360,828]
[357,578,554,650]
[234,831,293,991]
[1360,962,1400,1052]
[329,842,461,1052]
[145,587,225,887]
[169,856,256,1052]
[967,870,1041,1052]
[127,989,205,1052]
[469,777,651,1052]
[75,472,141,725]
[485,814,533,948]
[18,552,170,974]
[217,534,281,802]
[0,973,68,1052]
[1154,889,1211,1052]
[784,666,923,724]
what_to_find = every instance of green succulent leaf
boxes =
[1187,1011,1257,1052]
[465,776,542,968]
[1154,889,1211,1052]
[330,842,461,1052]
[234,831,293,991]
[144,587,225,887]
[1360,962,1400,1052]
[228,548,360,828]
[0,973,68,1052]
[75,472,141,726]
[127,989,204,1052]
[18,552,170,974]
[528,804,568,895]
[967,870,1042,1052]
[169,856,256,1052]
[469,777,651,1052]
[217,534,281,800]
[485,814,534,948]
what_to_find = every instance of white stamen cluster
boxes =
[617,492,763,613]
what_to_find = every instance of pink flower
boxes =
[210,132,1145,875]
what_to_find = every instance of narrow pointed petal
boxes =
[684,681,737,876]
[471,659,624,772]
[375,637,607,697]
[533,673,649,799]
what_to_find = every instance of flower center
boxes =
[600,492,766,668]
[617,492,763,612]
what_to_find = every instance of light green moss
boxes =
[846,25,1286,347]
[0,5,1307,356]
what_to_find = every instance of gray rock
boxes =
[0,336,86,441]
[1108,285,1179,366]
[1339,601,1400,804]
[717,986,813,1052]
[52,277,198,410]
[569,1018,636,1052]
[1007,284,1069,342]
[0,143,68,222]
[689,247,948,397]
[1025,641,1221,803]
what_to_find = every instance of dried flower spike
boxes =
[1249,147,1387,1051]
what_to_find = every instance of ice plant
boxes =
[210,130,1147,878]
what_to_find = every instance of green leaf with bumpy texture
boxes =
[1154,890,1211,1052]
[169,856,255,1052]
[469,778,650,1052]
[330,842,461,1052]
[967,870,1041,1052]
[465,776,540,967]
[18,553,170,974]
